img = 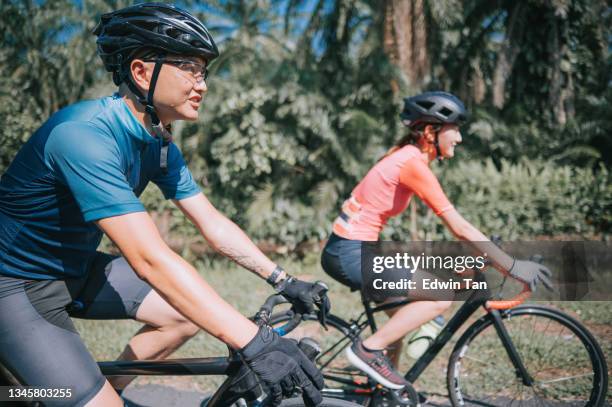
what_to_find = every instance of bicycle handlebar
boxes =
[254,294,303,336]
[254,280,330,337]
[485,288,531,310]
[483,236,539,310]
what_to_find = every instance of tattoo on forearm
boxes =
[217,246,267,276]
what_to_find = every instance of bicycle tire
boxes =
[280,396,363,406]
[447,305,608,406]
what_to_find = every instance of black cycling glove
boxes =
[277,277,331,323]
[240,326,324,407]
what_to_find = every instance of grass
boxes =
[74,252,612,399]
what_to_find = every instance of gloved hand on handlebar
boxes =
[508,259,553,292]
[240,326,324,407]
[275,276,331,326]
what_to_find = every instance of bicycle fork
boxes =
[489,310,534,386]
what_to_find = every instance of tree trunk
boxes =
[383,0,429,91]
[492,3,523,109]
[549,17,574,125]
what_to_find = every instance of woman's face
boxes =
[437,124,462,159]
[140,56,208,123]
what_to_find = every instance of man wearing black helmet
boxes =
[0,3,326,406]
[321,91,552,390]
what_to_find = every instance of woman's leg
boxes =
[381,306,403,367]
[362,269,454,353]
[362,300,452,354]
[363,270,454,358]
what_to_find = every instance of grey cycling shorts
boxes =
[0,252,152,406]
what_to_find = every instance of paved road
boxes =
[123,384,209,407]
[123,384,609,407]
[121,384,454,406]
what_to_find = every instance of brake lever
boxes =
[313,281,330,330]
[317,305,328,331]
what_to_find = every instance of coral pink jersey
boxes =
[332,145,453,241]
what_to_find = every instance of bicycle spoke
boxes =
[530,325,565,375]
[537,371,594,385]
[529,317,553,370]
[462,354,500,369]
[533,320,572,377]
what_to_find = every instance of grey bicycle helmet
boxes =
[93,3,219,172]
[400,91,468,127]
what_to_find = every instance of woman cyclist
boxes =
[321,91,552,389]
[0,4,326,406]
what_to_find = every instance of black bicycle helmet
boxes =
[93,3,219,172]
[400,91,468,127]
[94,2,218,82]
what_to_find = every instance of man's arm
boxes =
[96,211,258,349]
[173,193,281,281]
[175,193,332,316]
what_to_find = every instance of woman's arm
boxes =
[439,209,514,272]
[399,159,514,273]
[96,211,258,349]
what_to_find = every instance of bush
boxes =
[375,159,610,242]
[138,159,610,254]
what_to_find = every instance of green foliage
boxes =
[0,0,108,173]
[439,160,611,239]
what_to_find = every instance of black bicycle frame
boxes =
[99,357,234,377]
[99,355,261,406]
[321,280,533,389]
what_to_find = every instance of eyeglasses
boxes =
[143,58,209,83]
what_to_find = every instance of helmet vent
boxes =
[416,101,435,110]
[439,107,453,117]
[400,91,468,127]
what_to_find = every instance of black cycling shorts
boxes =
[0,252,152,406]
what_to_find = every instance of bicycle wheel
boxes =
[447,305,608,406]
[280,396,363,406]
[269,313,362,388]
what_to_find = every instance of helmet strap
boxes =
[124,53,172,173]
[434,133,443,161]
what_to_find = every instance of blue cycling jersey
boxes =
[0,94,200,280]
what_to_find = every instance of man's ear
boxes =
[129,59,151,93]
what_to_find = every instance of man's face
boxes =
[137,55,208,123]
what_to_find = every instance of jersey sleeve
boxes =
[149,142,200,200]
[46,122,145,222]
[399,158,454,215]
